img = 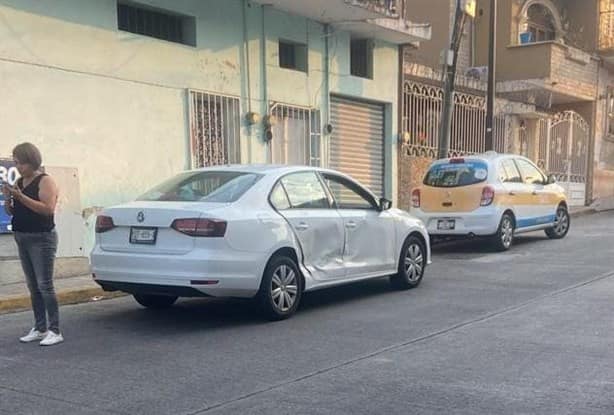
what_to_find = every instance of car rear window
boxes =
[423,160,489,188]
[138,171,262,203]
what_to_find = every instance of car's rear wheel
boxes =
[492,213,515,251]
[390,235,426,290]
[133,294,178,309]
[257,255,303,321]
[545,205,570,239]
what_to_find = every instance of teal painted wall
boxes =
[0,0,401,254]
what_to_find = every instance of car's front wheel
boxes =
[390,235,426,290]
[545,205,570,239]
[257,255,303,321]
[133,294,178,309]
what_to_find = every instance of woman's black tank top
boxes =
[11,174,55,233]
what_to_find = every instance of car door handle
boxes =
[508,191,516,196]
[345,221,358,229]
[532,190,538,195]
[295,222,309,231]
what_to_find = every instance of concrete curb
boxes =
[570,208,613,218]
[0,287,126,315]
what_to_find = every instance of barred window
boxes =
[270,104,321,166]
[117,2,196,46]
[189,91,241,168]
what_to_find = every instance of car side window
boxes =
[269,182,291,211]
[515,159,546,185]
[321,173,377,210]
[281,172,330,209]
[499,159,522,183]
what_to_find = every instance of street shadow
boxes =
[89,278,403,333]
[431,232,549,255]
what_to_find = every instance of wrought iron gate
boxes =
[546,111,589,206]
[401,80,509,157]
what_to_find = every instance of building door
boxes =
[330,96,385,198]
[547,111,589,206]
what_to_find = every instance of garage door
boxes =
[330,96,385,197]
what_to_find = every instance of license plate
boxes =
[437,219,456,231]
[130,227,157,245]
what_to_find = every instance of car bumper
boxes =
[90,247,264,298]
[411,206,502,236]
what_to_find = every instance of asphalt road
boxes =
[1,212,613,415]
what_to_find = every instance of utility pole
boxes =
[485,0,497,151]
[438,0,475,159]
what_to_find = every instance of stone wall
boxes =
[397,148,433,211]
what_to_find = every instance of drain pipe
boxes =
[260,5,270,162]
[324,23,331,167]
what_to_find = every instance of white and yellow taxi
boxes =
[410,152,570,251]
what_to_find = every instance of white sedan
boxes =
[91,165,431,320]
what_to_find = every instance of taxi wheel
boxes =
[545,205,570,239]
[492,213,515,252]
[133,294,178,309]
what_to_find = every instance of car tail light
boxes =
[95,215,115,233]
[411,189,421,208]
[449,158,465,164]
[480,186,495,206]
[171,218,227,237]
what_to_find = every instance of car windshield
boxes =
[138,171,262,203]
[423,160,489,188]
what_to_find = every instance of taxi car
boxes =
[410,152,570,251]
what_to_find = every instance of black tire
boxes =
[390,235,426,290]
[256,255,303,321]
[545,205,570,239]
[133,294,178,309]
[491,212,515,252]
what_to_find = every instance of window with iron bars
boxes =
[189,91,241,168]
[270,104,321,166]
[117,2,196,46]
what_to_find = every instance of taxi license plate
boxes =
[437,219,456,231]
[130,227,157,245]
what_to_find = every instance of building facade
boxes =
[399,0,614,211]
[0,0,430,257]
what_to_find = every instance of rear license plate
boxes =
[130,227,157,245]
[437,219,456,231]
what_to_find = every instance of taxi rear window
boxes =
[423,160,489,188]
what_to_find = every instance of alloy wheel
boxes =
[404,243,424,282]
[271,264,298,312]
[501,217,514,248]
[554,208,569,236]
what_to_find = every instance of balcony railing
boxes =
[345,0,401,18]
[599,5,614,51]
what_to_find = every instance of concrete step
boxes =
[0,257,91,287]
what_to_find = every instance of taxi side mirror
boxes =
[546,174,556,185]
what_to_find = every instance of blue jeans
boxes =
[14,231,60,334]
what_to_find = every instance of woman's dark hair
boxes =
[13,143,42,170]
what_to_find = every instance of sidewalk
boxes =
[0,207,611,315]
[0,274,125,315]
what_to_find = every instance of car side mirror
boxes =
[379,198,392,211]
[546,174,556,185]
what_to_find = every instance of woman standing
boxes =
[1,143,63,346]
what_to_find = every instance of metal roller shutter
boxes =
[330,96,385,197]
